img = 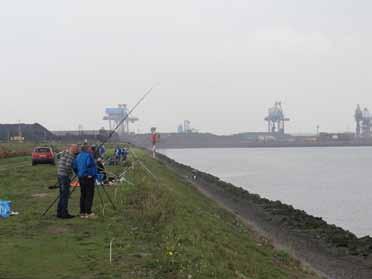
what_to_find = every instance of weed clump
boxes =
[125,182,176,230]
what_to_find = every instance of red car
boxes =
[32,147,55,166]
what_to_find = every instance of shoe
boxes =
[87,213,97,219]
[57,214,75,219]
[80,214,88,219]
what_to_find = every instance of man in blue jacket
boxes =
[73,144,98,219]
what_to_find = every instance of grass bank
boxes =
[0,143,36,159]
[0,148,317,279]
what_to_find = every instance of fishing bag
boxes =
[0,200,12,219]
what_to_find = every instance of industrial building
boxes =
[53,128,119,142]
[264,102,290,134]
[103,104,139,136]
[355,104,372,137]
[177,120,197,134]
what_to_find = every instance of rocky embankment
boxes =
[157,152,372,279]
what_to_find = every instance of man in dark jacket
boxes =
[57,144,79,219]
[73,144,98,219]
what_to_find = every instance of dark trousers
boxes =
[57,175,71,217]
[79,177,95,214]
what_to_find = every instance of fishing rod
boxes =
[129,148,160,186]
[41,85,157,217]
[92,85,158,210]
[97,84,161,184]
[100,85,157,147]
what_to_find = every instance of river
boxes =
[160,147,372,237]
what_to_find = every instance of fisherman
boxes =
[91,145,99,160]
[96,157,107,183]
[122,145,129,161]
[56,144,79,219]
[73,144,98,219]
[150,128,159,158]
[114,145,122,165]
[98,144,106,158]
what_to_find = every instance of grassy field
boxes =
[0,147,318,279]
[0,142,63,159]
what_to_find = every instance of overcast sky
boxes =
[1,1,371,135]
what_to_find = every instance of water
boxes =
[161,147,372,237]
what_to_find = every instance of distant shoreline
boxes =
[123,133,372,149]
[156,142,372,149]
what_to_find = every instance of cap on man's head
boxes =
[81,144,90,152]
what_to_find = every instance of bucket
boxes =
[0,200,12,219]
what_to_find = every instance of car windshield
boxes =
[35,148,51,153]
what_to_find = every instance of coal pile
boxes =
[0,123,55,142]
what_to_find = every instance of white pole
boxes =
[110,238,115,264]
